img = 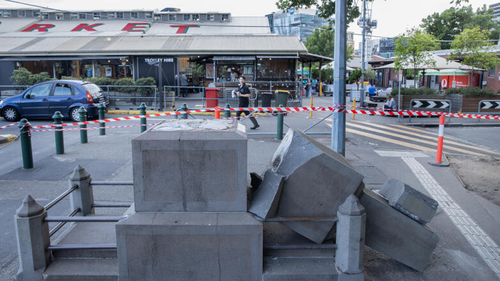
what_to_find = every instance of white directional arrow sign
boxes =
[427,101,436,108]
[482,102,493,109]
[413,101,423,108]
[439,101,449,109]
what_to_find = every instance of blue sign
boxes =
[290,7,295,15]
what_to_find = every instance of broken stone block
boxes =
[132,119,248,212]
[269,130,364,244]
[379,178,438,225]
[249,170,285,219]
[359,188,439,272]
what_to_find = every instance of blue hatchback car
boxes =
[0,80,108,122]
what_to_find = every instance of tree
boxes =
[394,28,440,88]
[276,0,466,21]
[305,26,354,60]
[449,27,500,75]
[421,5,500,49]
[10,67,51,85]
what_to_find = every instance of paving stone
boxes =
[269,130,364,244]
[379,178,438,225]
[359,188,439,272]
[249,170,285,219]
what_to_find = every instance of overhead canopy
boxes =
[374,54,483,71]
[299,53,334,63]
[423,69,470,76]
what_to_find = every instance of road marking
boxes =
[347,122,487,157]
[366,122,500,157]
[346,128,434,152]
[374,150,429,158]
[402,157,500,278]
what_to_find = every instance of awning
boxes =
[212,56,255,61]
[299,53,334,63]
[256,55,299,59]
[0,56,128,62]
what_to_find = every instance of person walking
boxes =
[236,76,259,129]
[180,73,188,97]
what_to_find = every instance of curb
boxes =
[0,134,17,144]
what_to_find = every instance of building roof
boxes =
[0,35,307,57]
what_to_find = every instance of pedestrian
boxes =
[236,76,259,129]
[384,94,396,111]
[306,78,312,98]
[369,84,376,96]
[181,73,188,97]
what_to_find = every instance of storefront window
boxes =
[216,61,254,82]
[256,58,295,81]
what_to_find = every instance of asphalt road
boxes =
[0,98,499,280]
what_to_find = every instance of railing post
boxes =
[52,111,64,155]
[224,103,231,118]
[79,107,88,144]
[277,104,284,140]
[19,118,34,169]
[69,165,94,216]
[98,103,106,136]
[336,195,366,281]
[139,102,147,133]
[214,106,221,119]
[15,195,50,281]
[181,103,188,119]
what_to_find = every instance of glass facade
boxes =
[267,11,329,42]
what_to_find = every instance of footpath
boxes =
[0,96,500,280]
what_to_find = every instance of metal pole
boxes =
[98,104,106,135]
[53,111,64,154]
[18,119,34,169]
[360,0,367,107]
[158,63,164,111]
[224,103,231,118]
[277,104,284,140]
[332,0,347,155]
[139,102,147,133]
[181,103,188,119]
[79,107,88,144]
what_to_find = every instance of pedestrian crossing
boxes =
[343,120,500,157]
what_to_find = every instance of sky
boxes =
[1,0,499,46]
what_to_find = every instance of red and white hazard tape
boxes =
[31,123,157,132]
[0,122,19,131]
[15,106,500,131]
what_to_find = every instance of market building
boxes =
[0,7,331,106]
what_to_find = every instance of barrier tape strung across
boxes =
[0,122,19,131]
[31,123,157,132]
[4,106,499,132]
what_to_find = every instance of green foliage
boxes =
[191,64,205,85]
[446,87,496,97]
[275,0,366,22]
[310,66,334,81]
[421,5,500,49]
[305,26,354,61]
[135,77,157,96]
[449,27,500,72]
[395,28,440,88]
[393,87,439,96]
[85,77,115,86]
[10,67,52,85]
[10,67,32,85]
[114,78,136,93]
[347,68,375,83]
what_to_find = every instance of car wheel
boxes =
[70,107,80,122]
[2,106,20,122]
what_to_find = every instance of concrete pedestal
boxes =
[132,120,248,212]
[116,212,262,281]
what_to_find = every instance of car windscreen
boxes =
[82,84,103,98]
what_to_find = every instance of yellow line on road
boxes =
[346,128,435,152]
[345,123,486,157]
[351,121,500,156]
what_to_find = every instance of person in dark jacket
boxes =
[236,76,259,129]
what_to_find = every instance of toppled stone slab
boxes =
[249,170,285,219]
[379,178,438,225]
[359,188,439,272]
[269,130,364,244]
[132,119,248,212]
[116,212,263,281]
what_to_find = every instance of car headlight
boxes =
[0,100,3,106]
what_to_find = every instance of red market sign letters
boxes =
[21,22,152,33]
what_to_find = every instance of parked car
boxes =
[0,80,108,122]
